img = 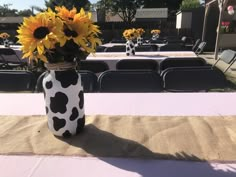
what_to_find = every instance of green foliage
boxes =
[0,4,18,17]
[180,0,200,10]
[17,10,33,17]
[45,0,91,11]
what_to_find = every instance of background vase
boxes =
[42,62,85,138]
[3,39,10,47]
[152,34,159,40]
[126,40,135,56]
[137,36,143,46]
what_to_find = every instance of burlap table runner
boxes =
[0,115,236,161]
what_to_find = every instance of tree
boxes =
[166,0,183,11]
[45,0,91,11]
[17,9,33,17]
[110,0,145,23]
[180,0,201,10]
[142,0,166,8]
[0,4,18,17]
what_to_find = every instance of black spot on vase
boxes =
[70,107,79,121]
[53,117,66,131]
[50,92,68,114]
[45,81,53,89]
[76,115,85,134]
[62,130,72,138]
[126,53,130,56]
[78,91,84,109]
[132,50,135,55]
[55,70,78,88]
[126,47,130,51]
[130,44,134,48]
[45,106,48,114]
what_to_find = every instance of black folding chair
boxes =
[212,49,236,73]
[135,44,158,51]
[116,59,159,71]
[160,43,185,51]
[0,48,28,69]
[159,57,207,73]
[0,70,36,92]
[35,70,98,93]
[192,39,201,51]
[98,70,163,92]
[78,60,109,73]
[162,67,226,92]
[195,41,207,55]
[104,45,126,52]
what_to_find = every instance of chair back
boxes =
[104,45,126,52]
[212,49,236,73]
[98,70,163,92]
[0,70,35,92]
[78,60,109,73]
[35,70,98,93]
[96,46,107,52]
[0,48,27,69]
[135,45,158,51]
[162,67,226,92]
[160,43,184,51]
[192,39,201,51]
[218,49,236,64]
[116,59,159,71]
[79,70,98,92]
[195,41,207,55]
[159,57,207,72]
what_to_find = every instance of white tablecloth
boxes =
[1,92,236,177]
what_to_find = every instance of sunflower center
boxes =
[33,27,50,39]
[64,29,78,38]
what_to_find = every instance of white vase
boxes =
[126,40,135,56]
[42,62,85,137]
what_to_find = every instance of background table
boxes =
[87,51,197,70]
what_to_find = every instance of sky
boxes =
[1,0,99,11]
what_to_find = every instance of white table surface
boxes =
[1,92,236,177]
[1,92,236,116]
[87,51,197,60]
[101,42,167,49]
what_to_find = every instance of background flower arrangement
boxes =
[151,29,161,35]
[123,28,139,41]
[136,28,145,37]
[17,6,101,64]
[0,32,11,47]
[0,32,10,39]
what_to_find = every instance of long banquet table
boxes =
[0,92,236,177]
[87,51,197,70]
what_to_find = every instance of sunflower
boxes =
[123,28,138,40]
[0,32,10,39]
[151,29,161,34]
[55,6,77,22]
[17,9,64,61]
[56,8,101,53]
[136,28,145,37]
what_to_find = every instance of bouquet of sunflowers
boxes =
[123,28,139,41]
[136,28,145,37]
[17,6,101,64]
[151,29,161,34]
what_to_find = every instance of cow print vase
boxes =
[42,69,85,138]
[137,37,143,46]
[126,40,135,56]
